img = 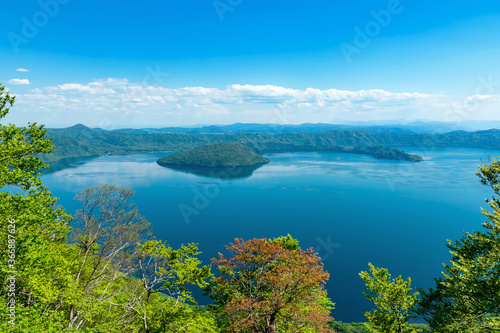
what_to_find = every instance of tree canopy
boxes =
[360,263,421,333]
[157,142,270,168]
[206,235,335,333]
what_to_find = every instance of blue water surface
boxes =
[42,147,500,322]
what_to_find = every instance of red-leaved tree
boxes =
[206,235,335,333]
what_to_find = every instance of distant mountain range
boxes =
[104,121,500,135]
[41,123,500,166]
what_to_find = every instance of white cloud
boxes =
[7,79,31,85]
[44,83,115,95]
[464,94,500,103]
[16,68,30,72]
[10,78,500,127]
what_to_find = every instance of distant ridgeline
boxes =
[157,143,270,167]
[41,123,500,163]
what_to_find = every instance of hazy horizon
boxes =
[45,120,500,133]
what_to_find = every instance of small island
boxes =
[157,142,270,167]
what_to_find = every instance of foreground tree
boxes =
[0,84,74,332]
[127,240,215,332]
[0,85,54,189]
[66,185,152,330]
[66,185,216,332]
[329,321,431,333]
[206,235,335,333]
[360,264,421,333]
[417,158,500,332]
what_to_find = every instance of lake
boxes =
[42,147,500,322]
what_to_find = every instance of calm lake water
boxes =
[42,147,500,322]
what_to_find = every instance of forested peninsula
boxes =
[41,124,500,164]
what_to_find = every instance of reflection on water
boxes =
[157,163,266,179]
[42,148,500,190]
[45,156,99,174]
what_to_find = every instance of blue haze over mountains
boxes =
[45,121,500,165]
[102,121,500,135]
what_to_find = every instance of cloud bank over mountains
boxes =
[8,78,500,127]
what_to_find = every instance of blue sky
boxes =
[1,0,500,127]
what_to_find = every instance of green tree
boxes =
[65,185,152,330]
[417,158,500,332]
[0,85,54,189]
[359,263,421,333]
[329,321,431,333]
[128,240,215,332]
[206,235,334,333]
[65,185,216,332]
[329,321,371,333]
[0,84,73,332]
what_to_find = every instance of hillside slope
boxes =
[42,125,500,163]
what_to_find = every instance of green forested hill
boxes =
[42,124,500,163]
[157,143,270,167]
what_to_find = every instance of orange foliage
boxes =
[211,237,334,333]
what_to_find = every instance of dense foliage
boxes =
[157,143,270,167]
[205,236,335,332]
[360,264,421,333]
[0,84,74,332]
[329,321,431,333]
